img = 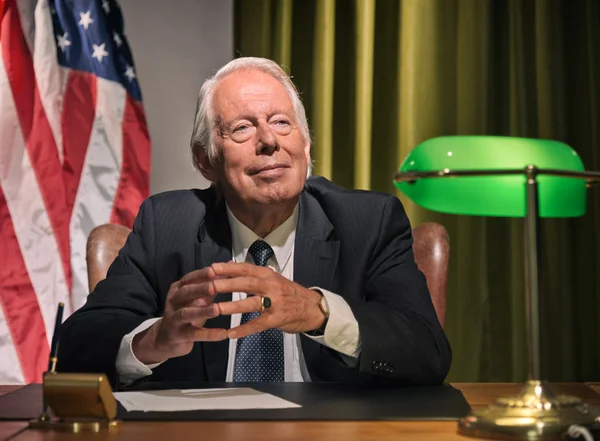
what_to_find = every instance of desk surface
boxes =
[1,383,599,441]
[588,382,600,395]
[0,386,20,397]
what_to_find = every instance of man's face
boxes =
[203,69,310,209]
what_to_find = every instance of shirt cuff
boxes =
[303,288,362,359]
[115,317,165,385]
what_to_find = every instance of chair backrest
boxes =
[412,222,450,328]
[86,224,131,292]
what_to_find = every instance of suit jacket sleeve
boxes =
[346,197,452,385]
[57,198,160,388]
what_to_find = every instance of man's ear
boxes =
[304,138,311,158]
[195,147,219,183]
[304,140,311,165]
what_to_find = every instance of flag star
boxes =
[113,32,123,47]
[50,6,57,14]
[78,10,94,30]
[91,43,109,62]
[102,0,110,14]
[124,64,136,82]
[56,33,71,52]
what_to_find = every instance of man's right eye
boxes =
[234,125,249,132]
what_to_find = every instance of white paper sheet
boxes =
[114,388,302,412]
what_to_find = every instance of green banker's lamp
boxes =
[394,136,600,440]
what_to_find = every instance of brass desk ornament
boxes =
[29,372,119,432]
[27,303,119,432]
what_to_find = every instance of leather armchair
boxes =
[86,223,131,292]
[412,222,449,328]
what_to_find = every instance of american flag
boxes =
[0,0,150,383]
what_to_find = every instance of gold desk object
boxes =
[29,372,119,433]
[458,380,600,440]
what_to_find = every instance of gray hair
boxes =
[189,57,311,169]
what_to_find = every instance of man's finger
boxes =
[211,262,272,278]
[171,282,219,308]
[227,314,272,339]
[190,297,212,308]
[176,304,219,324]
[181,325,227,342]
[211,276,267,297]
[178,266,227,286]
[217,296,262,316]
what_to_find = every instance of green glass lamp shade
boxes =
[394,136,586,218]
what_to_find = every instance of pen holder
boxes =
[29,372,119,432]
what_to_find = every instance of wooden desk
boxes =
[0,422,28,441]
[0,386,29,441]
[0,386,21,397]
[1,383,599,441]
[588,383,600,395]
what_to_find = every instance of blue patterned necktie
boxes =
[233,240,285,382]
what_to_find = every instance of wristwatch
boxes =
[306,289,330,337]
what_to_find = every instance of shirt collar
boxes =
[226,203,299,271]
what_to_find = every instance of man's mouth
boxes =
[249,164,288,175]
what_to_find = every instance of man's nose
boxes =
[256,121,278,154]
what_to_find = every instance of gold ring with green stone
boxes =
[261,296,271,312]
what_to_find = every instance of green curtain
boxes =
[234,0,600,383]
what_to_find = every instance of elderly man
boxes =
[59,57,451,387]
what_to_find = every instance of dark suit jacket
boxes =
[58,177,451,388]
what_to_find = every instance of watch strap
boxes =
[306,289,329,336]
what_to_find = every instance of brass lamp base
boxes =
[458,381,600,440]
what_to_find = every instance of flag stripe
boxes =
[110,95,151,226]
[0,47,69,353]
[31,0,66,164]
[69,77,126,309]
[0,185,48,384]
[13,0,34,52]
[0,310,25,384]
[1,0,71,293]
[62,70,97,218]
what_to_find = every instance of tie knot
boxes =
[248,240,274,267]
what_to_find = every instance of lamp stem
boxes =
[524,165,542,381]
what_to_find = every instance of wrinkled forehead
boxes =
[211,69,295,122]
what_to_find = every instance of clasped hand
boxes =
[133,262,325,364]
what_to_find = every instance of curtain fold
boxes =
[354,0,375,190]
[274,0,293,68]
[312,0,336,179]
[234,0,600,382]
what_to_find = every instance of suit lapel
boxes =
[294,191,340,375]
[195,197,232,381]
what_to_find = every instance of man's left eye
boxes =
[274,120,289,126]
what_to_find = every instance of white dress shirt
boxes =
[116,203,361,384]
